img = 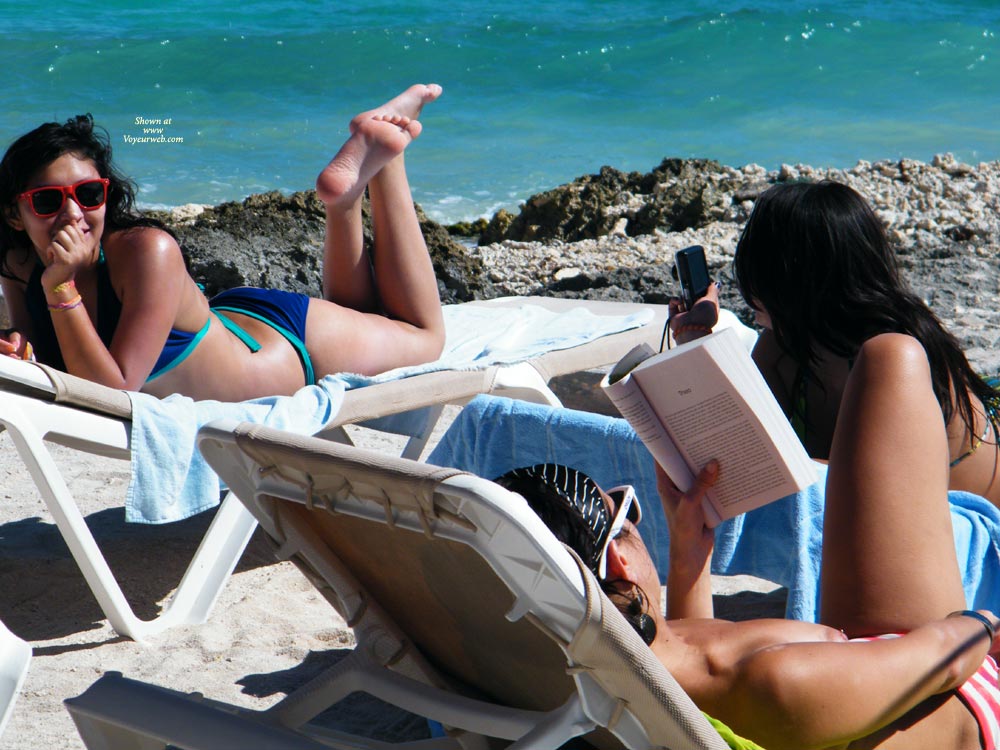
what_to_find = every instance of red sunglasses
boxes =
[17,178,110,218]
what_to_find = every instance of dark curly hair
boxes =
[0,114,169,280]
[733,179,997,442]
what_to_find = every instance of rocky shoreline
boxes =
[0,154,1000,373]
[155,153,1000,373]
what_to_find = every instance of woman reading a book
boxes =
[672,180,1000,506]
[0,84,445,401]
[500,333,999,750]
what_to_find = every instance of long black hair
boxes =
[0,114,170,280]
[733,179,995,437]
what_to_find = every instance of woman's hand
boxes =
[0,329,33,360]
[39,223,93,290]
[658,461,719,619]
[657,461,717,577]
[668,281,721,345]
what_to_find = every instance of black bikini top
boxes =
[24,248,122,370]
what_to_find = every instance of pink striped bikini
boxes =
[853,634,998,749]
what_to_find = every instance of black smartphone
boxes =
[674,245,711,309]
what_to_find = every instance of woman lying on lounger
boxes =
[498,336,999,750]
[671,179,1000,506]
[0,85,445,401]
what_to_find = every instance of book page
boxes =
[602,372,694,489]
[629,331,813,523]
[604,327,817,526]
[665,391,793,510]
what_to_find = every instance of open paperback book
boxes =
[601,326,818,527]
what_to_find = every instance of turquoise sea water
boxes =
[3,1,999,223]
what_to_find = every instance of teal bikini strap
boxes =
[213,311,262,352]
[212,306,315,384]
[145,317,212,382]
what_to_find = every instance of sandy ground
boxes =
[0,403,786,749]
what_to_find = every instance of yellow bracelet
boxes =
[51,280,77,295]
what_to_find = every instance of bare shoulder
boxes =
[102,226,186,275]
[858,332,928,369]
[0,245,37,287]
[0,272,26,295]
[104,225,180,256]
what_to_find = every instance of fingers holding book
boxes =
[657,461,717,559]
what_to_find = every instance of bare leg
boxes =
[821,333,967,635]
[317,84,442,311]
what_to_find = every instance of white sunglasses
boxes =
[598,484,642,579]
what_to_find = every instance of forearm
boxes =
[657,462,717,619]
[666,551,713,619]
[50,306,134,387]
[728,616,995,749]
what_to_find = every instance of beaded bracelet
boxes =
[51,280,76,295]
[47,294,83,312]
[948,609,997,642]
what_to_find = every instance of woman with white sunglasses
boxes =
[501,335,999,749]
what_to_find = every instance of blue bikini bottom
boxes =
[147,287,314,384]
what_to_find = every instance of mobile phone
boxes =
[674,245,711,309]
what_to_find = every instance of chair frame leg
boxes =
[0,393,257,642]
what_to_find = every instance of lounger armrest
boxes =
[323,368,500,427]
[36,364,133,419]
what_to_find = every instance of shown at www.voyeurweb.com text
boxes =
[123,116,184,144]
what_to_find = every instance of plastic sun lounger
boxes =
[318,296,673,460]
[0,297,669,641]
[64,419,730,750]
[0,355,257,642]
[0,620,30,740]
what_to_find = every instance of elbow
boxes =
[426,325,445,361]
[727,650,847,750]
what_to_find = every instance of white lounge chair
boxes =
[0,355,259,642]
[0,297,669,640]
[64,419,729,749]
[0,620,30,741]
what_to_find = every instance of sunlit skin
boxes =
[1,85,446,401]
[668,285,1000,505]
[593,334,997,748]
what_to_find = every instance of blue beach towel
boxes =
[428,395,1000,622]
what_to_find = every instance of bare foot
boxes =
[316,115,421,206]
[349,83,443,134]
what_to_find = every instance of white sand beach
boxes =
[0,407,785,749]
